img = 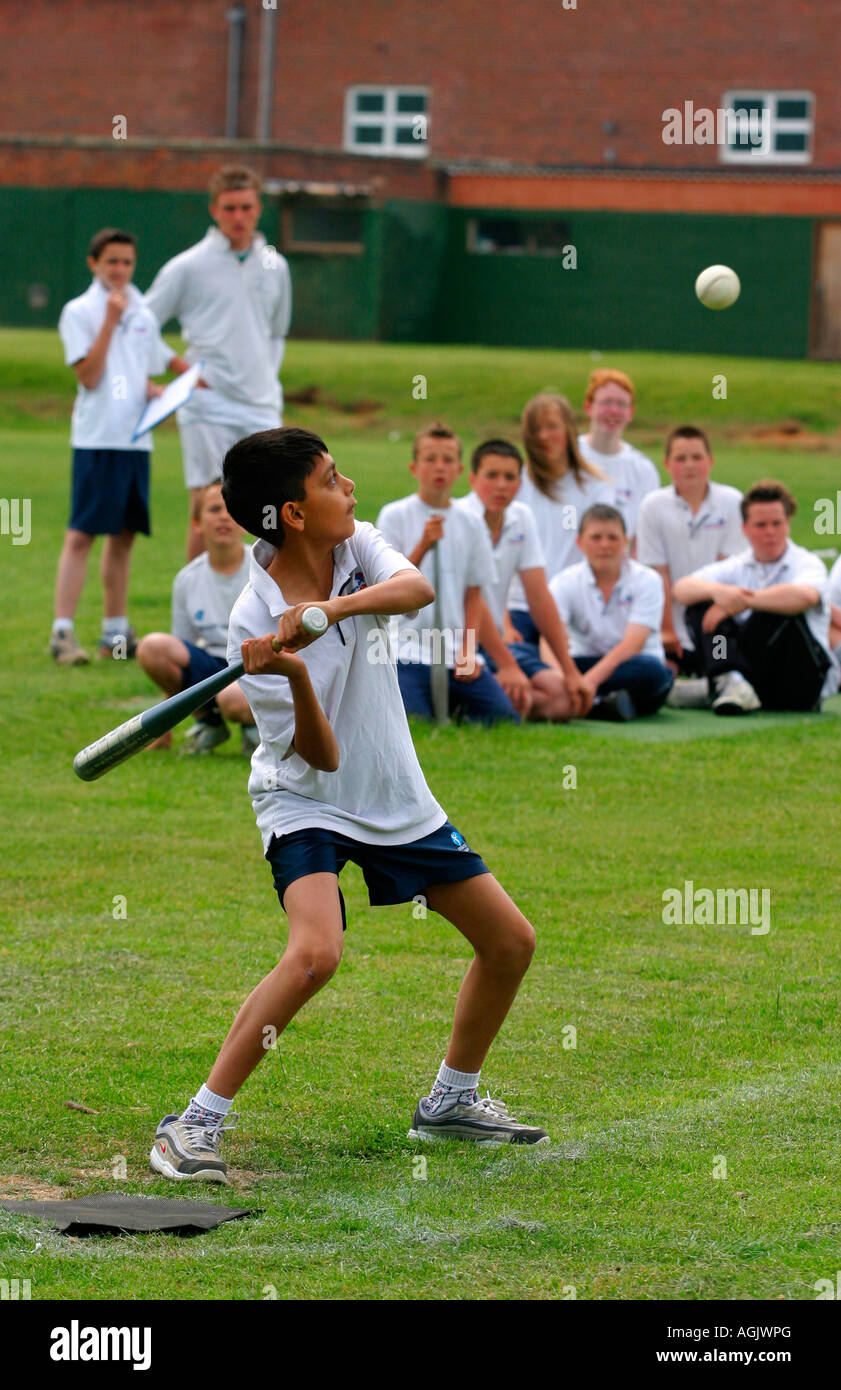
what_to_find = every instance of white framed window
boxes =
[721,90,813,164]
[344,86,428,158]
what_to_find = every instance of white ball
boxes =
[695,264,741,310]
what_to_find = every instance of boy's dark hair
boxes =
[578,503,626,535]
[209,165,262,200]
[665,424,712,457]
[741,479,797,522]
[88,228,137,261]
[222,427,329,546]
[413,422,461,459]
[471,438,524,474]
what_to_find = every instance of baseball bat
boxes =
[430,532,449,725]
[73,606,329,782]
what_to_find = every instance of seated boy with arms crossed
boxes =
[136,480,256,755]
[546,505,674,721]
[149,427,548,1181]
[673,480,836,715]
[376,424,519,725]
[455,438,592,721]
[636,426,743,706]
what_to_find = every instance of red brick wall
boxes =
[0,0,836,179]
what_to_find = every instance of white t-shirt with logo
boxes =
[508,467,615,612]
[58,279,174,450]
[454,491,544,633]
[227,522,447,850]
[375,493,498,666]
[549,558,666,661]
[636,482,744,649]
[171,546,252,659]
[577,436,660,540]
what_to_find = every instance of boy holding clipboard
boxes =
[51,227,191,665]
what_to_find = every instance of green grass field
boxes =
[1,331,840,1301]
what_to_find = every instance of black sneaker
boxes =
[588,689,636,721]
[97,627,138,660]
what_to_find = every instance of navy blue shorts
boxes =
[69,448,151,536]
[180,641,228,690]
[481,643,549,680]
[266,819,490,931]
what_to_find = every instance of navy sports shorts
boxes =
[480,643,548,680]
[69,448,151,535]
[180,640,228,690]
[266,819,490,931]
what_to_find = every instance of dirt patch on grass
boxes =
[0,1174,65,1200]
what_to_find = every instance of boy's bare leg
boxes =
[216,682,255,725]
[101,528,135,618]
[186,489,206,560]
[425,874,535,1074]
[529,669,572,723]
[136,633,190,695]
[54,528,96,620]
[206,873,344,1099]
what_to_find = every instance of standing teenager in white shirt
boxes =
[148,426,549,1181]
[577,368,660,550]
[507,392,614,657]
[674,481,835,714]
[145,166,292,560]
[51,227,191,666]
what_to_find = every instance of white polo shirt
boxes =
[577,437,660,540]
[375,494,498,666]
[693,541,835,689]
[227,523,447,851]
[454,491,545,633]
[507,467,615,612]
[171,546,252,659]
[145,228,291,417]
[636,482,744,649]
[58,280,174,451]
[549,558,666,661]
[827,554,841,611]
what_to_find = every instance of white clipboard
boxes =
[131,361,203,442]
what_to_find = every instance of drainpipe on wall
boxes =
[225,5,247,139]
[256,2,278,141]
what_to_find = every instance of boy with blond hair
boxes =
[136,480,256,755]
[376,425,519,724]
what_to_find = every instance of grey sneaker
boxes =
[712,671,761,716]
[97,627,138,660]
[50,629,90,666]
[408,1091,549,1146]
[666,676,711,709]
[149,1111,237,1182]
[180,720,230,755]
[241,724,260,757]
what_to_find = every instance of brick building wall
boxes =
[2,0,838,171]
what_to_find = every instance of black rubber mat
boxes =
[0,1193,259,1235]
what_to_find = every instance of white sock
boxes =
[102,616,128,636]
[189,1084,233,1118]
[53,618,73,635]
[428,1060,481,1107]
